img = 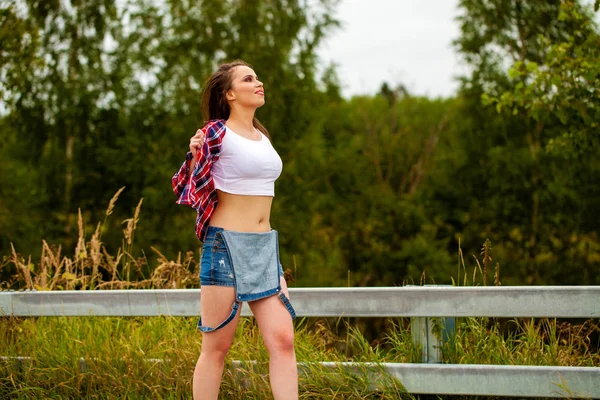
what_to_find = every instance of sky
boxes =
[317,0,465,98]
[318,0,600,99]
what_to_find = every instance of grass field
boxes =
[1,313,598,399]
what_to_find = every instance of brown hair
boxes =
[200,60,270,138]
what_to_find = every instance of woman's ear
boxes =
[226,90,236,101]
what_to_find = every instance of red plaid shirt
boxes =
[172,119,227,242]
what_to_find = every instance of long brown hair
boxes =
[200,60,270,138]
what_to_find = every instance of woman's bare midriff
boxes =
[208,189,273,232]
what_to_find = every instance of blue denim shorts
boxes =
[198,226,294,333]
[200,226,284,287]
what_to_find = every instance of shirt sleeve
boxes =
[172,139,210,208]
[171,150,196,206]
[171,120,224,209]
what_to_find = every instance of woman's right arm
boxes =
[188,128,205,171]
[172,129,207,205]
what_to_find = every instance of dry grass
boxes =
[2,189,199,291]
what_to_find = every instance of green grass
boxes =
[0,316,414,399]
[1,314,598,399]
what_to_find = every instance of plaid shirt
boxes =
[172,119,227,242]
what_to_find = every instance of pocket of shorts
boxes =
[200,245,213,282]
[212,234,228,253]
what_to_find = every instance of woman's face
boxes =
[226,65,265,109]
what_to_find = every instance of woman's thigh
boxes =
[248,277,294,351]
[199,285,243,350]
[198,225,240,339]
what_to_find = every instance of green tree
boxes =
[1,0,123,252]
[485,1,600,157]
[0,0,340,271]
[281,92,457,286]
[445,0,600,284]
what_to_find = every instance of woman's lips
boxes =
[255,90,264,96]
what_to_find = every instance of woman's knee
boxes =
[265,327,295,355]
[201,334,235,360]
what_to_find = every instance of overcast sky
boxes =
[317,0,465,98]
[318,0,600,99]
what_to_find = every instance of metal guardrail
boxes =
[2,286,599,398]
[333,362,600,398]
[233,360,600,398]
[3,357,599,398]
[1,286,599,317]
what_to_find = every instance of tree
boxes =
[0,0,340,263]
[484,1,600,157]
[447,0,600,284]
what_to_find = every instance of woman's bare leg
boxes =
[193,286,242,400]
[249,277,298,400]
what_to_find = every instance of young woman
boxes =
[172,60,298,400]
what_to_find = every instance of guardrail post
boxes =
[410,316,455,363]
[409,285,456,363]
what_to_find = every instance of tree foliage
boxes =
[1,0,599,287]
[483,1,600,157]
[0,0,339,256]
[449,0,600,284]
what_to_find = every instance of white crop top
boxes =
[211,126,283,196]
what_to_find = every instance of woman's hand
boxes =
[189,129,206,159]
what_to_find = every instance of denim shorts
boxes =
[200,226,284,287]
[197,226,294,333]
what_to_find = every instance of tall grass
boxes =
[1,314,597,399]
[1,190,599,399]
[1,316,416,399]
[2,189,199,291]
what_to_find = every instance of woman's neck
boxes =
[227,108,255,134]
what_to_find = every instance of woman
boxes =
[172,60,298,400]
